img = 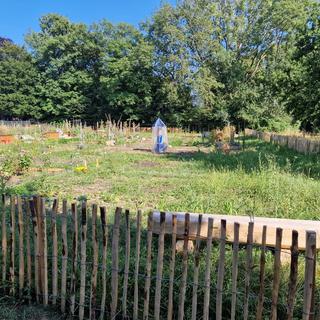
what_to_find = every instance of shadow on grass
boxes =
[164,138,320,179]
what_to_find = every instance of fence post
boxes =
[303,231,316,320]
[110,207,121,319]
[17,196,24,299]
[25,198,32,303]
[51,199,58,305]
[70,202,78,316]
[1,194,7,291]
[9,195,16,296]
[40,197,48,305]
[286,230,299,320]
[61,199,68,313]
[231,222,240,320]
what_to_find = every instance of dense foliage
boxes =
[0,1,320,130]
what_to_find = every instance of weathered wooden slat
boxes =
[9,195,15,296]
[70,202,78,316]
[256,225,267,320]
[286,230,299,320]
[133,209,142,320]
[203,218,214,320]
[243,222,254,320]
[216,219,226,320]
[178,213,190,320]
[51,199,58,305]
[143,213,153,320]
[167,214,177,320]
[230,222,240,320]
[40,197,48,305]
[79,201,88,320]
[99,206,108,320]
[17,196,24,298]
[61,199,68,313]
[191,214,202,320]
[25,198,32,303]
[110,207,121,319]
[154,212,166,320]
[271,228,283,320]
[1,194,7,290]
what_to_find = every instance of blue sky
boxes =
[1,0,175,44]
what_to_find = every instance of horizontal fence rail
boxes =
[0,195,319,319]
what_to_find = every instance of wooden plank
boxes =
[1,194,7,290]
[271,228,283,320]
[216,219,226,320]
[167,214,177,320]
[17,196,24,299]
[99,206,108,320]
[191,214,202,320]
[51,199,58,305]
[40,197,48,305]
[9,195,15,296]
[133,209,142,320]
[178,213,190,320]
[61,199,68,313]
[256,225,267,320]
[154,212,166,320]
[25,198,32,303]
[286,230,299,320]
[303,231,317,320]
[230,222,240,320]
[110,207,121,319]
[122,209,131,319]
[152,211,320,249]
[203,218,214,320]
[79,201,88,320]
[70,202,78,316]
[143,213,153,320]
[243,222,254,320]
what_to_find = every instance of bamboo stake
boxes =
[70,202,78,316]
[203,218,214,320]
[271,228,283,320]
[51,199,58,305]
[256,225,267,320]
[243,222,254,320]
[231,222,240,320]
[110,207,121,319]
[216,219,226,320]
[133,209,142,320]
[303,231,316,320]
[178,213,190,320]
[143,213,153,320]
[79,201,88,320]
[9,195,15,296]
[25,198,32,303]
[40,197,48,305]
[122,209,131,319]
[61,199,68,313]
[17,196,24,299]
[1,194,7,290]
[99,206,108,320]
[154,212,166,320]
[167,214,177,320]
[90,204,99,320]
[286,230,299,320]
[191,214,202,320]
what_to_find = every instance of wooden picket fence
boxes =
[245,129,320,154]
[0,195,318,319]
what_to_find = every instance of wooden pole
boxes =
[271,228,283,320]
[40,197,48,305]
[154,212,166,320]
[203,218,214,320]
[256,225,267,320]
[178,213,190,320]
[143,213,153,320]
[79,201,88,320]
[133,210,142,320]
[70,202,78,316]
[99,207,108,320]
[51,199,58,305]
[286,230,299,320]
[61,199,68,313]
[1,194,7,290]
[9,195,15,296]
[243,222,254,320]
[25,198,32,303]
[191,214,202,320]
[303,231,316,320]
[17,196,24,299]
[230,222,240,320]
[167,214,177,320]
[110,207,121,319]
[216,219,226,320]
